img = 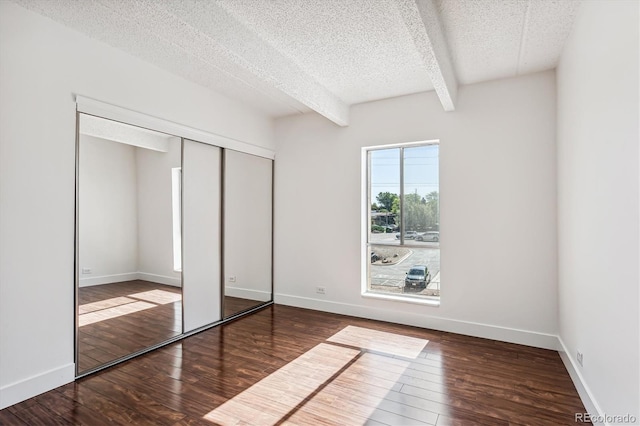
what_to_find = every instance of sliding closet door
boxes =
[223,150,273,318]
[182,139,222,332]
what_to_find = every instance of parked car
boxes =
[370,252,380,263]
[395,230,417,239]
[415,231,439,242]
[404,265,431,289]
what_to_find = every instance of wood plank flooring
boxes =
[3,305,588,425]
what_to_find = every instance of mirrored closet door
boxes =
[76,114,183,375]
[75,103,275,376]
[223,150,273,318]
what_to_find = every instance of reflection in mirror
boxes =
[77,114,182,374]
[223,150,273,318]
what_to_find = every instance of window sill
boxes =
[361,291,440,307]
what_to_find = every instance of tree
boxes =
[402,191,439,231]
[425,191,439,229]
[376,192,398,212]
[403,193,425,231]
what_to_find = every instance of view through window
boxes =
[172,167,182,272]
[367,143,440,300]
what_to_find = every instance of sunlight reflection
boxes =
[78,296,136,314]
[79,301,156,326]
[79,289,182,327]
[128,289,182,304]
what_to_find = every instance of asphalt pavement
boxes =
[369,233,440,291]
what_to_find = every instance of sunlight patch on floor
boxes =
[203,343,359,425]
[203,325,430,425]
[283,352,411,425]
[327,325,428,358]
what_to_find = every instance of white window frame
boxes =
[360,140,441,306]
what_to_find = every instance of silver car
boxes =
[416,231,439,242]
[395,230,417,239]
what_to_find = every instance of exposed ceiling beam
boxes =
[15,0,350,126]
[152,0,350,126]
[396,0,458,111]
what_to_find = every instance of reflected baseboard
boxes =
[136,272,181,287]
[79,272,181,287]
[225,287,271,302]
[79,272,139,287]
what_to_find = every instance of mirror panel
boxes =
[77,114,182,374]
[223,149,273,318]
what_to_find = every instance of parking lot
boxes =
[369,237,440,296]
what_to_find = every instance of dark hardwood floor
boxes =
[2,305,588,425]
[78,280,182,372]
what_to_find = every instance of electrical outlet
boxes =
[228,276,236,283]
[577,351,583,367]
[82,267,92,274]
[316,286,326,295]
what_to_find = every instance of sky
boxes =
[370,144,439,206]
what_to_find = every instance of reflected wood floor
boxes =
[2,305,588,425]
[224,296,267,318]
[78,280,182,373]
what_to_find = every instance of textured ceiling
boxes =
[217,0,434,106]
[436,0,581,85]
[12,0,580,125]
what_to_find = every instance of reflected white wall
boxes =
[224,150,273,305]
[79,135,139,285]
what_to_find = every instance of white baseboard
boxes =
[274,293,559,350]
[79,272,181,287]
[557,337,606,425]
[0,363,75,410]
[137,272,181,287]
[226,287,271,302]
[79,272,139,287]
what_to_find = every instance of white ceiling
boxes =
[436,0,581,85]
[13,0,580,126]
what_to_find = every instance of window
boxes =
[364,142,440,302]
[172,167,182,272]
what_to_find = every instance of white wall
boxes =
[274,71,558,347]
[136,141,182,285]
[0,1,273,408]
[557,0,639,420]
[79,135,139,285]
